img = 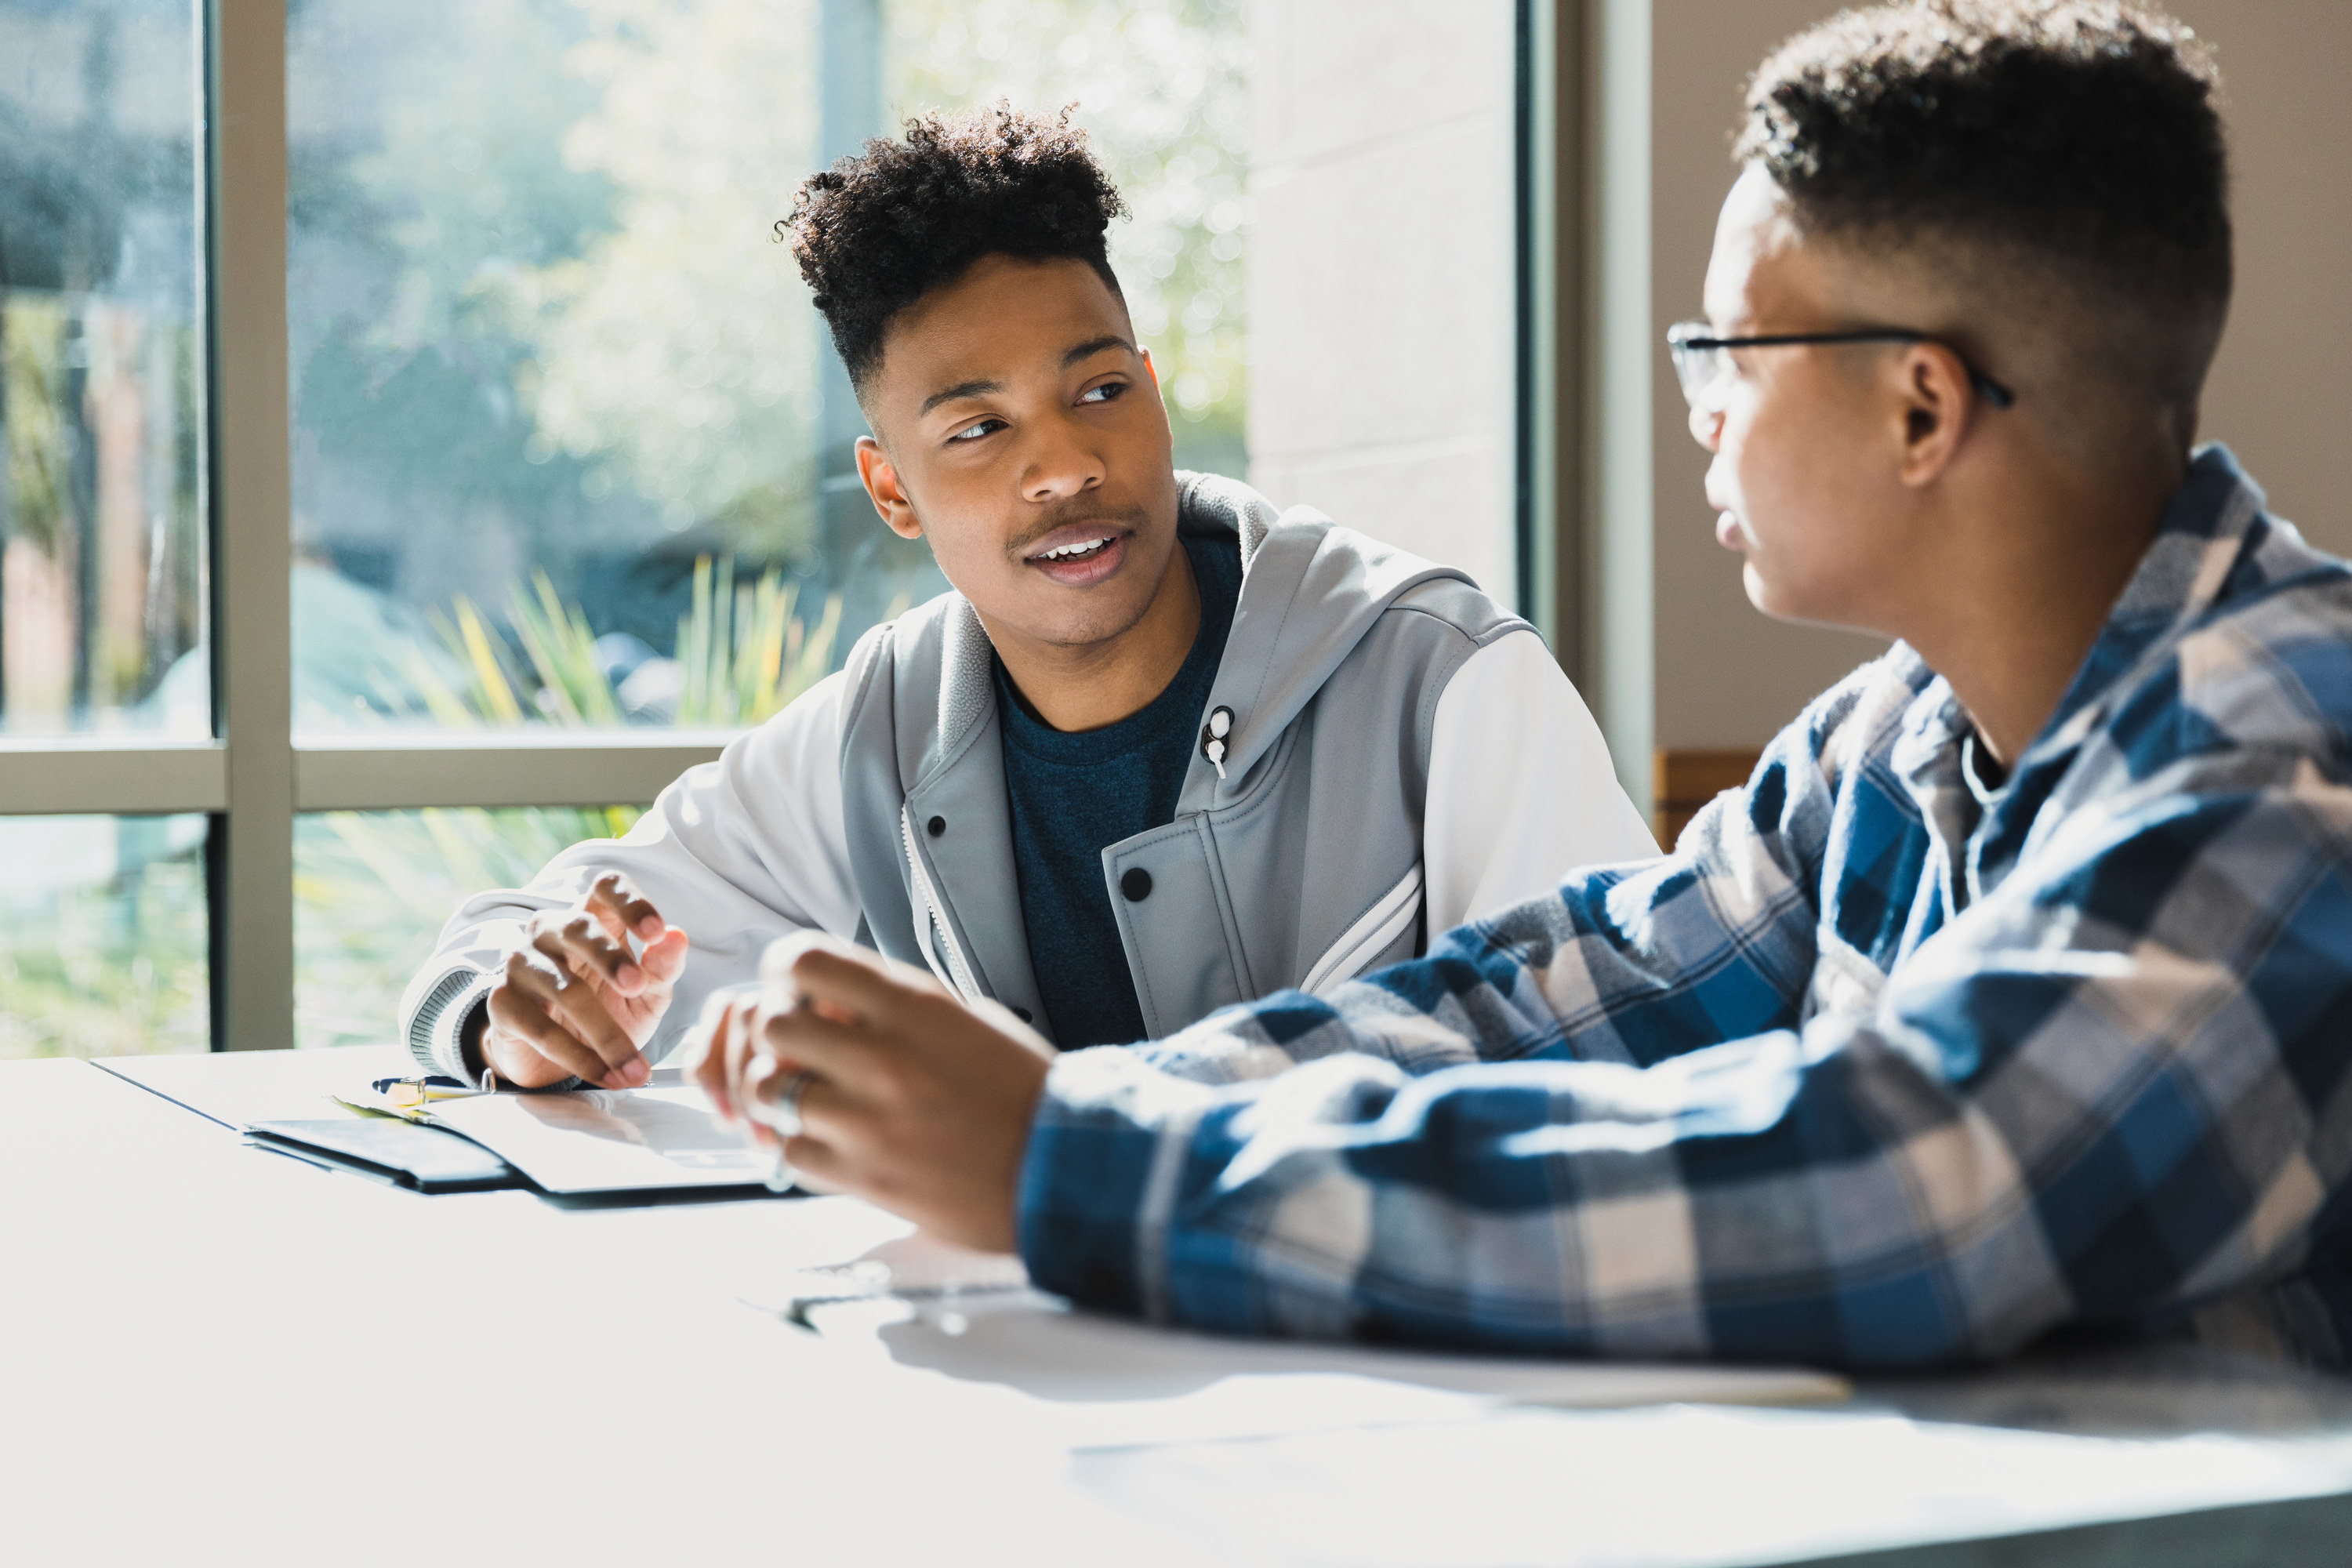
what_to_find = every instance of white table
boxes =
[7,1046,2352,1567]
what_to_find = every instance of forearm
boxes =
[1018,1024,2050,1365]
[1021,729,2352,1367]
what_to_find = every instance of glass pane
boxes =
[0,2,209,738]
[0,813,209,1058]
[885,0,1248,477]
[286,0,1247,735]
[294,805,641,1050]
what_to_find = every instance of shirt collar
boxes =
[2025,442,2266,764]
[1886,443,2266,900]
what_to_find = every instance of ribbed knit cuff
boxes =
[405,969,496,1083]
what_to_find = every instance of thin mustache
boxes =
[1009,501,1149,557]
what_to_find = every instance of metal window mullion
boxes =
[291,739,730,811]
[1580,0,1655,817]
[0,743,227,813]
[206,0,293,1052]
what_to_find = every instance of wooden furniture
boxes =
[1653,747,1764,848]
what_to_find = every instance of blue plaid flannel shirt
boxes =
[1015,445,2352,1369]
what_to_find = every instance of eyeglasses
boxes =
[1666,321,2016,412]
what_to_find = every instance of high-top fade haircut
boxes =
[782,104,1127,401]
[1737,0,2230,437]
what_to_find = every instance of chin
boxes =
[1742,565,1824,627]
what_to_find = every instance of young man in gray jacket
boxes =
[398,107,1652,1091]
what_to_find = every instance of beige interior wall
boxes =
[1244,0,1519,602]
[1648,0,1886,753]
[2168,0,2352,552]
[1645,0,2352,750]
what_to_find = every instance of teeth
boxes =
[1039,537,1111,561]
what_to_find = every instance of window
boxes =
[0,813,208,1058]
[0,2,208,740]
[0,0,1269,1055]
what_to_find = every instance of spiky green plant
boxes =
[676,557,844,726]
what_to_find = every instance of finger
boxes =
[695,992,758,1121]
[506,949,647,1088]
[779,944,950,1033]
[487,971,622,1087]
[533,910,643,996]
[724,992,782,1119]
[779,1132,851,1196]
[676,988,729,1109]
[586,872,668,945]
[637,926,690,988]
[757,1004,896,1093]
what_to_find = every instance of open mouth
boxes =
[1033,535,1115,563]
[1022,525,1131,586]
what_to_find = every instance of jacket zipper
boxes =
[899,805,980,1002]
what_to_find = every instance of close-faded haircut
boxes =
[780,104,1127,397]
[1738,0,2230,408]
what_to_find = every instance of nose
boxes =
[1021,413,1105,504]
[1687,399,1723,453]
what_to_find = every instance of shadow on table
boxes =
[1860,1341,2352,1439]
[864,1295,1842,1412]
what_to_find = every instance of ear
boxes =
[856,437,923,541]
[1139,345,1161,391]
[1892,342,1981,488]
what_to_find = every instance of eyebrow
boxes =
[1061,334,1135,368]
[919,378,1001,416]
[916,336,1138,417]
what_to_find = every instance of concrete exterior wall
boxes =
[1645,0,2352,750]
[1243,0,1519,604]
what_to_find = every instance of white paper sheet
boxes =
[425,1081,771,1193]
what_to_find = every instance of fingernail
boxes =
[615,962,642,990]
[623,1058,651,1087]
[637,916,663,938]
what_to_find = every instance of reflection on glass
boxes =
[287,0,1247,734]
[293,805,641,1050]
[0,2,209,738]
[0,814,209,1058]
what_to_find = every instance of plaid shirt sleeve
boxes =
[1016,719,2352,1367]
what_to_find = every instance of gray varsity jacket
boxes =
[398,472,1653,1073]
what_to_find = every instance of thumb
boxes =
[641,926,691,986]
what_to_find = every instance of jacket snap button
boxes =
[926,815,946,837]
[1012,1007,1033,1024]
[1120,867,1153,902]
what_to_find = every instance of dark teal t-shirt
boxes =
[993,532,1243,1048]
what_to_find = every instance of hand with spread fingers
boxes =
[680,933,1054,1252]
[473,873,690,1091]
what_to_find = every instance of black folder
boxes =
[245,1117,523,1193]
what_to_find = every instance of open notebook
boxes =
[386,1069,779,1196]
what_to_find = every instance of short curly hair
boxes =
[1739,1,2230,405]
[780,105,1128,396]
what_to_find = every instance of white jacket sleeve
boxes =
[394,670,862,1079]
[1421,629,1658,931]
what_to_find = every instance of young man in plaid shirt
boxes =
[692,0,2352,1369]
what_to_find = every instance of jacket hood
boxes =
[915,469,1475,793]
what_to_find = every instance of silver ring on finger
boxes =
[759,1068,815,1139]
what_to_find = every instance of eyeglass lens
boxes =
[1669,336,1729,409]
